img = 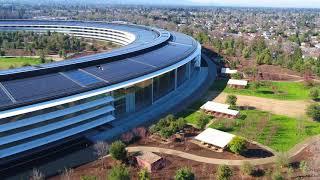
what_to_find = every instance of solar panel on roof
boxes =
[83,59,155,83]
[2,74,82,102]
[62,70,102,86]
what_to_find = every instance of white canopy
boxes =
[227,79,248,86]
[200,101,239,116]
[221,68,237,74]
[195,128,235,148]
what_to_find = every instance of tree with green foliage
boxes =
[216,165,233,180]
[196,110,210,130]
[306,103,320,121]
[150,115,186,139]
[138,168,150,180]
[228,136,246,154]
[309,87,319,100]
[240,162,254,176]
[109,141,127,161]
[271,171,284,180]
[174,167,195,180]
[107,164,130,180]
[226,95,237,108]
[231,72,242,80]
[242,47,251,59]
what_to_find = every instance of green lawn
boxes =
[0,57,42,70]
[209,110,320,151]
[211,80,313,100]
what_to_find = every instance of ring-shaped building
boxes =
[0,20,201,163]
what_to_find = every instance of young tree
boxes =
[60,168,74,180]
[226,95,237,108]
[276,152,290,168]
[138,168,151,180]
[93,141,109,168]
[309,87,319,100]
[240,162,254,176]
[306,103,320,121]
[228,136,247,154]
[216,165,233,180]
[107,164,130,180]
[299,161,309,175]
[109,141,127,161]
[30,168,44,180]
[196,110,210,130]
[174,167,195,180]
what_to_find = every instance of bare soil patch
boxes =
[213,92,310,118]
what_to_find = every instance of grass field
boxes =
[0,57,42,70]
[209,110,320,151]
[210,80,313,100]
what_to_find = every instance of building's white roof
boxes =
[221,68,237,74]
[200,101,239,116]
[195,128,235,148]
[227,79,248,86]
[201,101,230,110]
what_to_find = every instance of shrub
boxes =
[226,95,237,107]
[107,164,130,180]
[138,168,150,180]
[196,111,210,130]
[271,171,284,180]
[174,167,195,180]
[109,141,127,161]
[276,152,290,168]
[231,72,242,80]
[309,87,319,100]
[306,103,320,121]
[216,165,232,180]
[240,162,254,176]
[151,115,186,138]
[80,175,97,180]
[228,136,247,154]
[299,160,309,175]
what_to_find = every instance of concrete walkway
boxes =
[127,135,320,166]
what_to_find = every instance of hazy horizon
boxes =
[3,0,320,9]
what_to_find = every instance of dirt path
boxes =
[127,135,320,166]
[212,92,311,118]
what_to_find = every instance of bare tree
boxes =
[60,168,74,180]
[93,141,109,169]
[30,168,44,180]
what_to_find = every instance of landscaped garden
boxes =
[0,57,42,70]
[211,80,316,100]
[209,109,320,151]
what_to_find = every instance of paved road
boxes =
[127,135,320,166]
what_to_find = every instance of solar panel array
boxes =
[2,74,82,103]
[0,89,12,106]
[62,70,102,87]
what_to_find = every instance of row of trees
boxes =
[149,114,186,138]
[211,35,320,78]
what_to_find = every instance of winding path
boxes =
[127,135,320,166]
